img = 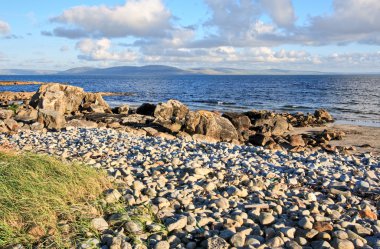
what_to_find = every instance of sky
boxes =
[0,0,380,72]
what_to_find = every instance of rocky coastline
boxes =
[1,83,379,248]
[1,83,349,154]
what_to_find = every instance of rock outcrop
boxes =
[314,109,334,123]
[153,99,189,132]
[29,83,110,129]
[0,83,340,152]
[184,110,239,142]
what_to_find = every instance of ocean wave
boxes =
[192,100,237,106]
[280,104,313,110]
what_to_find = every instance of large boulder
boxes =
[30,84,74,129]
[15,108,38,123]
[37,109,66,130]
[136,103,156,116]
[1,118,21,132]
[154,99,189,123]
[81,93,111,113]
[314,109,334,123]
[248,112,291,136]
[249,134,273,146]
[30,84,85,114]
[154,100,189,132]
[271,116,291,136]
[222,112,251,131]
[184,110,239,142]
[29,83,110,129]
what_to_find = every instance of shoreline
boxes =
[1,90,378,128]
[0,79,380,127]
[290,124,380,156]
[0,82,379,156]
[0,80,44,86]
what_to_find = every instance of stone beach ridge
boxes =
[0,83,379,248]
[1,127,379,249]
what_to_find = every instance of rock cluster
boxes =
[0,91,34,104]
[1,83,341,153]
[1,128,379,249]
[29,83,111,129]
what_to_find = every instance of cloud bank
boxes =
[41,0,380,71]
[49,0,172,39]
[76,38,137,61]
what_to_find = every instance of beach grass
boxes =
[0,150,111,247]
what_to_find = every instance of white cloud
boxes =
[326,51,380,65]
[259,0,296,28]
[306,0,380,44]
[51,0,172,38]
[38,0,380,71]
[76,38,138,61]
[140,45,319,67]
[198,0,294,48]
[0,20,10,35]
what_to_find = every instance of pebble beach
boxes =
[1,127,379,249]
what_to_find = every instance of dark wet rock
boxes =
[249,134,273,146]
[222,112,251,131]
[114,104,130,114]
[136,103,156,116]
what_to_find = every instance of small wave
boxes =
[281,104,313,110]
[192,100,237,106]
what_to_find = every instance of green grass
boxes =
[7,103,19,114]
[0,151,111,248]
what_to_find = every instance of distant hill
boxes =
[188,67,327,75]
[0,69,58,75]
[0,65,337,76]
[58,65,191,76]
[59,67,97,75]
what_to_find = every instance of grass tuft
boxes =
[7,103,19,114]
[0,151,111,248]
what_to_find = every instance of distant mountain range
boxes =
[0,65,342,76]
[58,65,189,76]
[0,69,58,75]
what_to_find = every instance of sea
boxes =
[0,74,379,127]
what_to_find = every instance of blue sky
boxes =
[0,0,379,72]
